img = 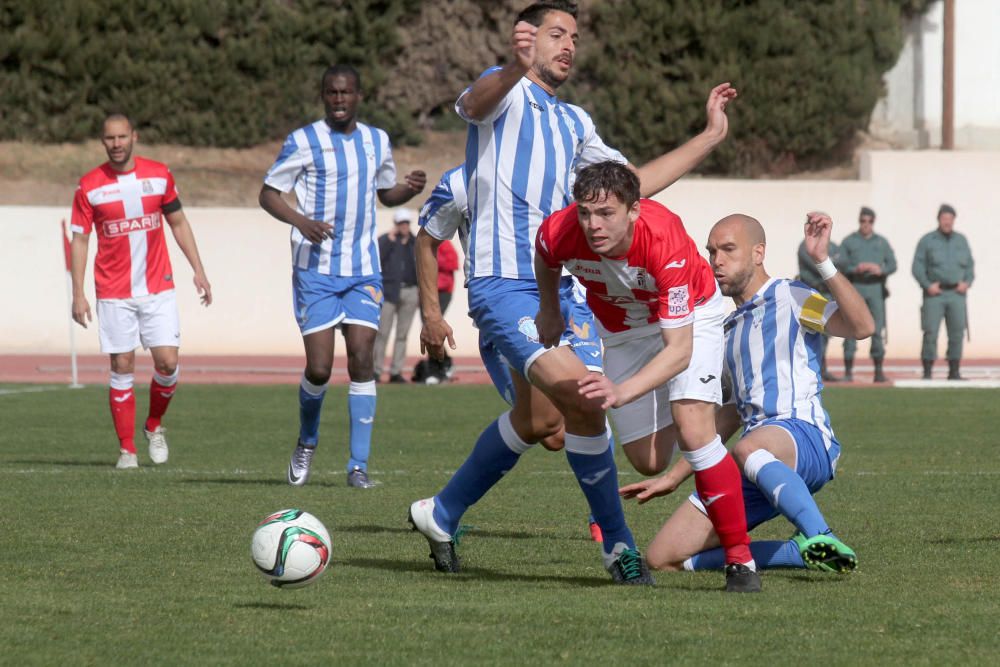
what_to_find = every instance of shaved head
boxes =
[712,214,766,247]
[706,213,769,304]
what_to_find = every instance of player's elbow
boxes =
[854,313,876,339]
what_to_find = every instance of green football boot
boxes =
[792,532,858,573]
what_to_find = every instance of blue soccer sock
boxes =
[685,540,804,571]
[744,449,830,538]
[347,381,376,471]
[564,429,635,557]
[298,375,327,447]
[588,428,616,526]
[433,411,532,535]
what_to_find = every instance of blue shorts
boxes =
[292,270,383,335]
[468,276,603,380]
[691,418,841,530]
[480,332,515,405]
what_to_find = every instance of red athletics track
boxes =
[2,355,999,386]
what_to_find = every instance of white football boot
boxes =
[408,498,460,573]
[144,426,169,464]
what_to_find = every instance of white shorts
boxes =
[97,290,180,354]
[604,290,725,444]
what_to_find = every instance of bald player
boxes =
[621,212,874,573]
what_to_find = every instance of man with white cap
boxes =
[375,208,420,383]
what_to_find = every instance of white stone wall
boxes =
[4,150,998,358]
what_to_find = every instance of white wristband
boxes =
[815,257,838,281]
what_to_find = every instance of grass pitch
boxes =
[0,384,997,665]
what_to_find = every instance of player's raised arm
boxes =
[803,212,875,340]
[459,21,536,121]
[416,227,455,359]
[632,82,738,198]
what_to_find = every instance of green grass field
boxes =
[1,384,997,665]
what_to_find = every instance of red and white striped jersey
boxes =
[71,157,181,299]
[536,199,717,340]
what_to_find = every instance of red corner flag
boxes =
[61,219,72,272]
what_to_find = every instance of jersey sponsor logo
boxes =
[664,259,687,270]
[364,286,384,304]
[569,261,602,276]
[517,316,539,343]
[103,212,162,238]
[667,285,690,316]
[569,317,592,340]
[528,100,545,112]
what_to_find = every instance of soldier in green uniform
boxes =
[797,238,842,381]
[837,207,896,382]
[912,204,975,380]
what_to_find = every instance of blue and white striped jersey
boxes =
[418,166,472,284]
[723,278,840,442]
[264,120,397,277]
[456,68,626,280]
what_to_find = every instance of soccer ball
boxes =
[251,509,331,588]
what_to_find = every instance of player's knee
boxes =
[731,439,759,468]
[539,432,565,452]
[645,544,684,572]
[304,365,332,386]
[154,360,178,376]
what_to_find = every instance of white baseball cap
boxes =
[393,208,414,224]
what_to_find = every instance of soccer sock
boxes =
[109,372,136,454]
[564,428,635,558]
[298,375,327,447]
[589,430,616,526]
[434,411,532,535]
[684,540,804,571]
[744,449,830,538]
[685,436,753,566]
[145,367,178,431]
[347,380,376,471]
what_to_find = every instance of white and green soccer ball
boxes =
[251,509,332,588]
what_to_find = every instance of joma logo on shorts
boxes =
[103,212,162,237]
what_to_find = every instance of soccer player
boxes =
[620,212,874,574]
[70,113,212,469]
[259,64,426,488]
[408,0,737,583]
[535,161,760,592]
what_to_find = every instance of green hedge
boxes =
[572,0,934,175]
[0,0,420,146]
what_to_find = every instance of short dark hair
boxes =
[102,112,134,132]
[573,161,640,209]
[515,1,578,27]
[321,64,361,92]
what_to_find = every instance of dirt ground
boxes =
[0,130,468,207]
[1,127,882,207]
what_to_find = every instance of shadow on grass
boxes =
[344,557,610,588]
[9,459,111,468]
[233,601,311,611]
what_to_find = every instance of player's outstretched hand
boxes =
[804,211,833,263]
[296,218,335,245]
[619,474,679,505]
[71,295,92,328]
[704,82,738,143]
[405,170,427,195]
[577,373,623,410]
[194,272,213,306]
[420,317,455,360]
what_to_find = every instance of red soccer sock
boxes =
[145,370,178,432]
[686,437,753,565]
[109,380,136,454]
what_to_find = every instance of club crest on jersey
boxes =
[141,179,154,194]
[103,212,162,237]
[752,305,765,328]
[518,317,539,343]
[635,269,649,291]
[667,285,690,316]
[364,285,383,304]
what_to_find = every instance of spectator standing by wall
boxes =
[375,208,420,383]
[912,204,974,380]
